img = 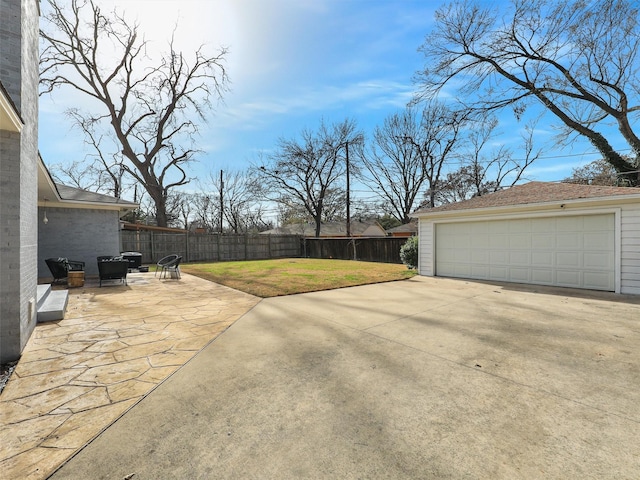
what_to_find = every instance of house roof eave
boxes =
[413,193,640,220]
[0,82,24,132]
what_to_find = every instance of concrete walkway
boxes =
[0,272,259,480]
[49,276,640,479]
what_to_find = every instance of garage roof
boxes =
[414,181,640,215]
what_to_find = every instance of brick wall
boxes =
[0,0,40,362]
[38,208,123,277]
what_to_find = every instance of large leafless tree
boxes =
[437,117,540,203]
[255,119,361,238]
[205,170,270,234]
[40,0,229,226]
[361,103,468,221]
[417,0,640,183]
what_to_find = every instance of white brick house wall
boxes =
[0,0,40,362]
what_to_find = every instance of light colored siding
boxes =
[620,204,640,295]
[418,219,433,276]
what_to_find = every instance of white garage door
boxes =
[435,214,615,291]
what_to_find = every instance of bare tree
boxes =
[564,159,619,186]
[40,0,229,226]
[417,0,640,183]
[206,170,268,234]
[255,119,361,238]
[359,108,425,224]
[434,118,540,204]
[413,103,469,209]
[49,158,112,192]
[277,188,346,226]
[360,104,466,221]
[191,193,221,233]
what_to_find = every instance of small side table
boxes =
[67,270,85,288]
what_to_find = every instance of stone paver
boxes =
[0,272,259,480]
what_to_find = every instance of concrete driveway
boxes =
[51,276,640,479]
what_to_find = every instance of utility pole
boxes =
[345,140,351,238]
[219,169,224,234]
[345,141,357,260]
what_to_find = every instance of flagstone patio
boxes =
[0,272,259,480]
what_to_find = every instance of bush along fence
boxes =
[121,231,408,265]
[120,231,302,264]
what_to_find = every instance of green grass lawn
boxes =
[180,258,417,297]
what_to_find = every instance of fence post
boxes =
[150,231,155,262]
[185,231,189,262]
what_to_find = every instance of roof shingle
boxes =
[414,181,640,215]
[415,182,640,213]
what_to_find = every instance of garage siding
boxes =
[418,220,433,276]
[621,205,640,295]
[418,219,435,277]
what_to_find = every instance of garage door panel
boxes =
[556,217,583,231]
[489,221,509,234]
[509,268,531,282]
[509,219,532,232]
[532,234,554,248]
[452,236,471,249]
[556,251,581,268]
[531,251,553,266]
[471,265,490,277]
[452,264,472,276]
[509,251,530,265]
[435,214,614,291]
[489,266,508,280]
[509,234,531,248]
[490,250,509,263]
[532,219,555,233]
[469,222,489,235]
[556,270,581,287]
[584,232,612,249]
[436,263,456,277]
[474,234,490,248]
[584,214,613,230]
[531,269,554,284]
[556,233,582,249]
[437,249,458,263]
[584,252,614,269]
[584,272,614,290]
[489,234,509,248]
[470,250,490,263]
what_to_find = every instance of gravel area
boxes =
[0,361,17,394]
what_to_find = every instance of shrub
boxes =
[400,236,418,269]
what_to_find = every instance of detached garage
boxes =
[414,182,640,295]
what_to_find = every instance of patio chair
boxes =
[157,254,182,279]
[45,257,85,284]
[97,257,129,287]
[155,254,180,278]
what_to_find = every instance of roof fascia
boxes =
[0,84,23,132]
[412,193,640,219]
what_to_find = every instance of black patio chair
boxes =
[157,254,182,279]
[45,257,85,284]
[155,254,180,278]
[97,257,129,287]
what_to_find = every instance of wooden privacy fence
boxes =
[120,231,410,265]
[303,237,407,264]
[120,231,302,264]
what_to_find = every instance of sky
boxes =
[38,0,622,212]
